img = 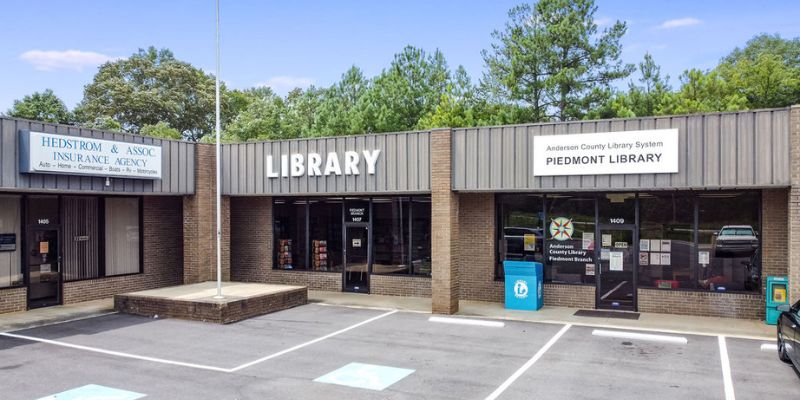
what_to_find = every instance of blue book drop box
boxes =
[503,261,543,311]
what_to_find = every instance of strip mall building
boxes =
[1,106,799,320]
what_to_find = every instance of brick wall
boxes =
[544,284,596,308]
[458,193,501,302]
[762,189,789,292]
[430,129,459,314]
[370,274,431,297]
[230,197,271,283]
[638,289,763,319]
[183,144,230,284]
[790,105,800,302]
[0,287,26,314]
[62,196,184,304]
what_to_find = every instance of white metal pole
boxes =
[214,0,223,299]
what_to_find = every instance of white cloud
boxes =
[595,17,612,27]
[19,49,119,72]
[256,76,314,93]
[657,17,702,29]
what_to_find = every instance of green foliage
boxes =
[482,0,633,122]
[6,89,73,124]
[359,46,452,132]
[140,121,182,140]
[716,34,800,109]
[312,66,370,137]
[81,116,123,131]
[666,69,747,114]
[75,47,220,141]
[589,53,672,118]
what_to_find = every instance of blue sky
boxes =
[1,0,799,112]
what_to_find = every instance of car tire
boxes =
[778,326,792,364]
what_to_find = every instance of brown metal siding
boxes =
[452,108,791,191]
[221,131,432,195]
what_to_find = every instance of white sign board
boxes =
[609,252,624,271]
[20,131,162,179]
[532,129,679,176]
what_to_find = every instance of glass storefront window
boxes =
[638,193,695,290]
[63,197,100,281]
[372,197,409,275]
[273,196,431,277]
[544,195,596,284]
[411,198,431,276]
[698,192,760,292]
[496,195,544,279]
[308,198,343,272]
[0,195,22,288]
[104,197,141,276]
[274,199,307,270]
[597,193,635,225]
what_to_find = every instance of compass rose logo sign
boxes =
[549,217,574,241]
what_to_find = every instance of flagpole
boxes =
[214,0,223,299]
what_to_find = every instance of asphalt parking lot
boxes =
[0,303,798,400]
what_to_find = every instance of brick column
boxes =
[183,144,230,284]
[789,105,800,302]
[431,128,459,314]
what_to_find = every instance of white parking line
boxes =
[484,324,571,400]
[0,332,230,372]
[718,336,736,400]
[760,343,777,352]
[429,316,504,328]
[591,329,688,344]
[1,309,397,374]
[229,309,397,372]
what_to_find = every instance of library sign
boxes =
[532,129,679,176]
[19,131,162,179]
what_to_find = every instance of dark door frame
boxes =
[24,194,63,310]
[595,223,638,311]
[342,222,371,293]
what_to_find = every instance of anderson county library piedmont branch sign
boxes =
[19,131,162,179]
[532,129,679,176]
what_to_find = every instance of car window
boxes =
[719,228,754,236]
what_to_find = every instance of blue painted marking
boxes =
[314,362,415,391]
[37,384,146,400]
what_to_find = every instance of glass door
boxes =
[344,225,369,293]
[597,227,636,310]
[27,228,61,308]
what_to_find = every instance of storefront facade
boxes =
[223,131,436,298]
[0,117,195,314]
[222,106,800,320]
[2,106,799,320]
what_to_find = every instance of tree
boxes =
[359,46,452,133]
[283,86,325,138]
[717,34,800,108]
[667,69,747,114]
[313,66,370,136]
[140,121,182,140]
[6,89,72,124]
[223,87,291,141]
[589,53,672,118]
[482,0,633,122]
[75,47,219,141]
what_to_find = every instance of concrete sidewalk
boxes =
[0,298,114,333]
[0,291,776,341]
[308,291,775,340]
